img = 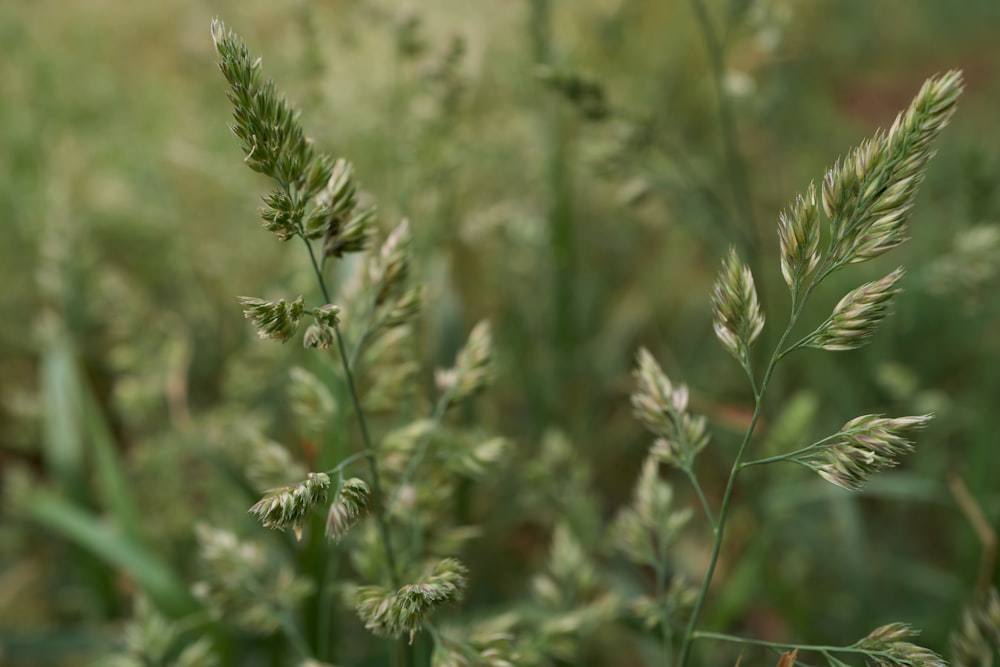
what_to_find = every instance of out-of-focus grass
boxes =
[1,0,998,664]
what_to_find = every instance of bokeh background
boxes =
[2,0,999,664]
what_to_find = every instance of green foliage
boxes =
[2,2,1000,666]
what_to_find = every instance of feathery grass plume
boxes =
[213,20,375,255]
[371,219,412,306]
[303,304,340,349]
[432,630,517,667]
[211,20,313,186]
[534,594,621,661]
[630,576,697,632]
[246,438,307,491]
[804,267,904,351]
[435,320,495,405]
[795,414,932,491]
[260,189,304,241]
[613,455,692,569]
[777,182,821,288]
[326,477,370,543]
[354,558,468,641]
[99,596,217,667]
[422,34,468,116]
[536,65,609,121]
[248,472,331,539]
[520,431,604,539]
[363,326,420,412]
[532,524,601,610]
[304,158,356,238]
[239,296,305,342]
[315,160,377,259]
[382,286,423,329]
[288,366,337,438]
[632,348,709,468]
[712,246,765,366]
[335,222,419,342]
[951,587,1000,667]
[926,225,1000,305]
[346,220,421,361]
[380,419,437,475]
[853,623,947,667]
[193,525,313,635]
[446,436,511,478]
[822,71,963,268]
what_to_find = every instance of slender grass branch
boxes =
[325,450,371,476]
[683,467,716,530]
[739,452,803,470]
[677,304,807,667]
[692,630,895,660]
[677,260,835,666]
[739,431,848,469]
[654,561,673,667]
[278,609,315,661]
[300,235,401,590]
[334,311,401,588]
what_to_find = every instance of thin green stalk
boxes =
[677,302,809,667]
[692,630,891,659]
[326,450,372,476]
[674,387,763,667]
[334,314,401,588]
[677,268,827,666]
[529,0,578,398]
[739,451,803,470]
[740,433,845,469]
[315,545,338,661]
[686,0,758,255]
[654,560,674,667]
[301,236,401,590]
[278,610,315,661]
[683,467,716,530]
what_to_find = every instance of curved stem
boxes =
[675,390,763,667]
[325,450,371,476]
[677,310,804,667]
[739,451,805,470]
[740,435,840,470]
[676,250,839,667]
[301,236,401,589]
[693,630,828,651]
[333,320,400,588]
[693,631,893,661]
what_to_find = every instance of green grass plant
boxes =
[2,2,1000,666]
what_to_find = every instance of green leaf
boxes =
[22,490,199,619]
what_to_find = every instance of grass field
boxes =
[1,1,998,665]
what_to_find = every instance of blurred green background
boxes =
[1,0,999,664]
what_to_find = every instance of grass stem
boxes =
[686,0,758,257]
[677,302,807,667]
[301,235,401,590]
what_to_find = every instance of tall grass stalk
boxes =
[212,20,496,665]
[661,69,964,667]
[530,0,579,401]
[301,235,401,588]
[687,0,759,259]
